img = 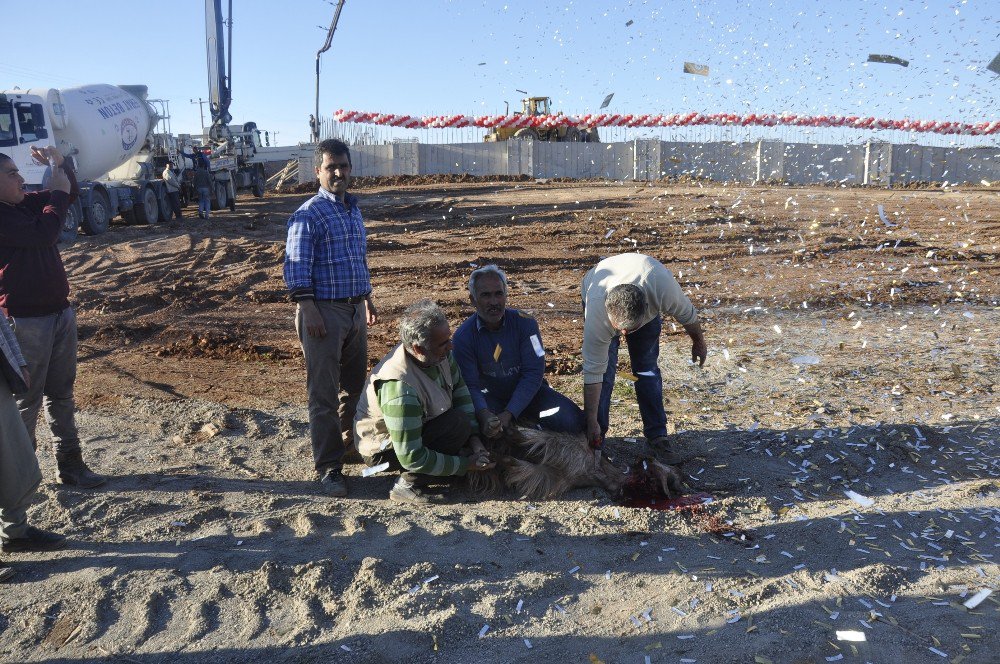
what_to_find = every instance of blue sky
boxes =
[2,0,996,145]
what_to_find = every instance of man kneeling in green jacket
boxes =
[355,300,494,504]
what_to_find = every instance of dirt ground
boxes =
[1,179,998,663]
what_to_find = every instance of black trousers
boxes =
[367,406,471,482]
[167,191,183,219]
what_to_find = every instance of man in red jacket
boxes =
[0,146,104,487]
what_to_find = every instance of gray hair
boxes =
[399,299,448,350]
[314,138,352,169]
[605,284,646,329]
[468,264,508,297]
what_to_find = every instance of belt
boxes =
[330,295,367,305]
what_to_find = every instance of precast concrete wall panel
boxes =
[349,145,394,177]
[783,143,859,184]
[337,138,997,185]
[576,142,614,178]
[962,148,999,183]
[757,141,785,182]
[418,143,505,176]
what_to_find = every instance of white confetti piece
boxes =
[516,599,524,614]
[170,521,188,527]
[340,645,351,652]
[538,406,560,418]
[928,647,947,658]
[478,624,490,638]
[963,588,993,609]
[844,490,874,508]
[423,575,439,584]
[524,638,532,649]
[836,630,866,642]
[567,566,580,575]
[361,461,390,477]
[877,204,896,227]
[773,325,782,334]
[826,655,844,662]
[790,355,820,365]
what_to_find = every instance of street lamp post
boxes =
[190,98,208,130]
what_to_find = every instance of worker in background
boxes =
[162,161,183,220]
[193,163,213,220]
[309,114,319,143]
[355,300,493,504]
[580,253,707,465]
[453,264,585,438]
[284,139,378,497]
[0,146,105,488]
[1,311,65,581]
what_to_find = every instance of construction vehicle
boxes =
[484,96,600,143]
[0,83,190,241]
[0,0,301,242]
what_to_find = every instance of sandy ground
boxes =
[1,179,998,663]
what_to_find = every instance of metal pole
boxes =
[190,98,207,129]
[316,0,346,143]
[227,0,233,110]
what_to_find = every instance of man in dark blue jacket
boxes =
[453,265,584,439]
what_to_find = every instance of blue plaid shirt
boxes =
[283,188,372,301]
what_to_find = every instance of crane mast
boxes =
[205,0,232,141]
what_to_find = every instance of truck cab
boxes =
[0,92,57,187]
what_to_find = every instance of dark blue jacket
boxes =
[453,308,546,417]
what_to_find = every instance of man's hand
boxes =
[684,321,707,367]
[33,146,70,193]
[477,409,502,439]
[365,296,379,326]
[587,419,603,451]
[47,165,70,194]
[30,145,64,168]
[465,436,495,471]
[299,300,326,338]
[497,410,514,433]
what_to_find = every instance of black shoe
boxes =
[1,526,66,553]
[319,468,348,497]
[56,451,107,488]
[648,435,685,465]
[389,477,433,504]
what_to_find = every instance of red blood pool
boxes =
[623,491,713,511]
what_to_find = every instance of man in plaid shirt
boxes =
[284,139,378,496]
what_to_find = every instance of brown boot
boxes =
[55,451,107,488]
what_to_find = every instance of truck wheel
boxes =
[213,181,228,211]
[252,165,266,198]
[59,200,81,245]
[513,128,540,140]
[133,185,160,224]
[157,188,172,223]
[82,189,111,235]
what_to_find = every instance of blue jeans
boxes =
[484,383,585,434]
[197,187,211,218]
[597,315,666,440]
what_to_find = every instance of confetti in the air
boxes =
[683,61,710,76]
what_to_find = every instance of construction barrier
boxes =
[301,139,998,186]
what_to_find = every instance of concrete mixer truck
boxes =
[0,83,287,242]
[0,83,180,240]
